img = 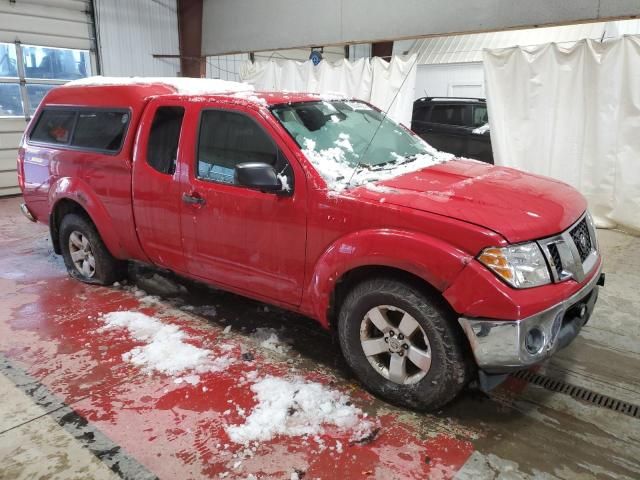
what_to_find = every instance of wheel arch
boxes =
[305,228,473,330]
[49,198,93,254]
[329,265,457,331]
[48,177,121,258]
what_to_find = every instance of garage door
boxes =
[0,0,96,196]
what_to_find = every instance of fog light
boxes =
[525,327,545,355]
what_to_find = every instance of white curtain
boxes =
[240,55,417,127]
[484,36,640,232]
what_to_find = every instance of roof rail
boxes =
[415,97,486,102]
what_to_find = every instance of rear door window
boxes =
[147,106,185,175]
[71,110,129,151]
[428,105,467,126]
[30,109,76,144]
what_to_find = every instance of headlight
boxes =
[478,243,551,288]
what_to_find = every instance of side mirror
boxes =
[235,162,283,193]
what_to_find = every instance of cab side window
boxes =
[197,109,289,185]
[147,106,185,175]
[30,109,76,144]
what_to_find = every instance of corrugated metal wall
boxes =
[95,0,180,76]
[0,0,93,197]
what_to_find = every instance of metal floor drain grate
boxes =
[511,369,640,419]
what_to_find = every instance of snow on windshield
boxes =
[273,100,454,192]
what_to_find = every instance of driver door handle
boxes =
[182,192,206,205]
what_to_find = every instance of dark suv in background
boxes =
[411,97,494,164]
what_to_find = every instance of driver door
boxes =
[179,102,307,306]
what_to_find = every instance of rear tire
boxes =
[337,277,472,410]
[59,213,127,285]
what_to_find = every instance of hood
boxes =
[360,159,586,243]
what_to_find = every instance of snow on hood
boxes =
[64,76,253,95]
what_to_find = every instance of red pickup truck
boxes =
[18,78,604,410]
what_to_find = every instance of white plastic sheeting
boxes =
[484,36,640,232]
[240,55,417,127]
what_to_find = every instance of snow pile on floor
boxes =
[64,76,253,95]
[301,137,454,192]
[249,327,290,354]
[226,376,376,445]
[100,311,231,382]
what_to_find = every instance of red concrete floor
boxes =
[1,195,639,480]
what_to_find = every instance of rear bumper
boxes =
[20,203,37,222]
[458,263,603,373]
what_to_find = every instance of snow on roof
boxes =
[64,76,254,95]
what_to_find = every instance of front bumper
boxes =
[458,263,603,373]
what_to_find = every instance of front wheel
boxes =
[59,213,127,285]
[337,277,472,410]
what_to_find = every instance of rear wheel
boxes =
[59,213,127,285]
[337,277,472,410]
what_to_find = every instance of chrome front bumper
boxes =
[459,263,603,373]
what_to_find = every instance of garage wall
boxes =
[95,0,180,76]
[0,0,94,197]
[415,63,485,99]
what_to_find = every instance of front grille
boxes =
[570,219,593,262]
[547,243,563,278]
[538,213,598,283]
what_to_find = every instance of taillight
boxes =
[17,147,25,191]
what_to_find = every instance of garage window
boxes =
[0,42,91,119]
[0,83,24,117]
[21,45,91,81]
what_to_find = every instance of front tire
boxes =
[59,213,127,285]
[337,277,472,410]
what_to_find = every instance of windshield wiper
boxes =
[367,154,419,170]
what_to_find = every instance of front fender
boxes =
[306,228,472,327]
[49,177,124,258]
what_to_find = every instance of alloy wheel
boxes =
[68,231,96,278]
[359,305,432,384]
